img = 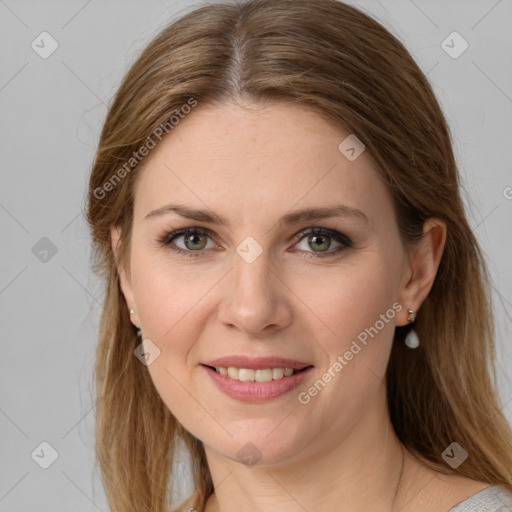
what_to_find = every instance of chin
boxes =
[201,425,316,467]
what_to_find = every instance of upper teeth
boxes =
[215,367,296,382]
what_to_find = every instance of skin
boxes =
[111,101,489,511]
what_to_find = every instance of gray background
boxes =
[1,0,511,510]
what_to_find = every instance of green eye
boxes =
[293,227,352,258]
[159,226,352,259]
[160,228,215,257]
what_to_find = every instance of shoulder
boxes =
[399,451,511,512]
[447,485,512,511]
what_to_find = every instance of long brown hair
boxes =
[86,1,512,510]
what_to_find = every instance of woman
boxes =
[86,0,512,511]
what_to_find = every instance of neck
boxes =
[203,383,411,512]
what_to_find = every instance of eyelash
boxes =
[158,227,352,259]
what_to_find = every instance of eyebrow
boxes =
[144,203,369,227]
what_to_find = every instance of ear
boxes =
[396,218,447,327]
[110,224,140,329]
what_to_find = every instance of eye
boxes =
[158,226,352,259]
[159,227,217,257]
[292,227,352,258]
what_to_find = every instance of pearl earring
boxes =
[128,309,141,337]
[405,308,420,349]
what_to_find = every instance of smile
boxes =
[202,364,314,402]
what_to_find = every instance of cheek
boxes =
[131,245,215,342]
[297,252,400,354]
[129,251,222,410]
[131,263,212,428]
[291,254,400,427]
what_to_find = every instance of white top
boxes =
[448,485,512,511]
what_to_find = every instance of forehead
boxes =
[132,101,392,229]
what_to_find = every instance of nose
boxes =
[217,253,293,337]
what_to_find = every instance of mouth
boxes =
[203,365,313,382]
[200,360,315,403]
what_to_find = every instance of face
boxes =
[112,100,418,466]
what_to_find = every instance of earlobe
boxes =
[396,218,447,327]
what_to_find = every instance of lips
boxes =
[200,355,315,402]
